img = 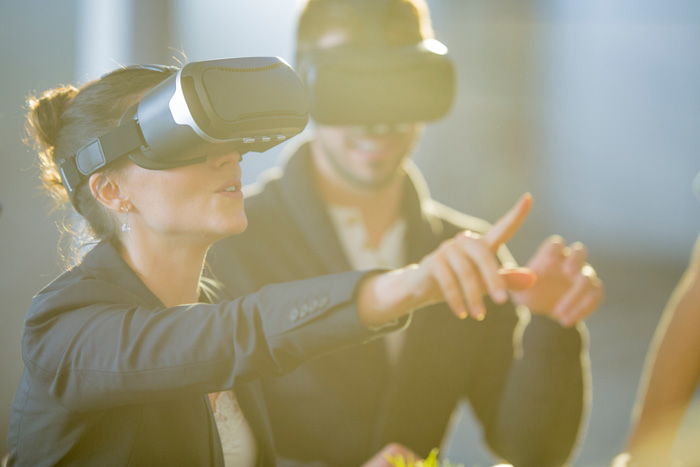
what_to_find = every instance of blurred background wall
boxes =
[1,1,698,465]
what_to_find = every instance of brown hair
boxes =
[25,67,175,265]
[296,0,434,60]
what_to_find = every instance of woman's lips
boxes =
[217,179,242,198]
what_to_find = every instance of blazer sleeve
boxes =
[22,271,406,412]
[472,311,588,467]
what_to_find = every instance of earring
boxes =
[120,205,131,232]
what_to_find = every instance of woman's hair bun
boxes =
[26,85,78,151]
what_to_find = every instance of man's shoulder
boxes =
[422,198,492,237]
[210,166,297,259]
[241,138,311,217]
[235,167,296,236]
[402,162,491,237]
[242,167,285,214]
[422,200,518,265]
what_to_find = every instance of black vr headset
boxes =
[298,39,455,127]
[59,57,309,207]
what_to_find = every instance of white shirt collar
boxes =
[327,204,407,271]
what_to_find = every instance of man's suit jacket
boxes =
[7,240,402,466]
[209,142,589,467]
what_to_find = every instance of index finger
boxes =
[483,193,533,252]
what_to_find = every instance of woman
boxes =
[6,61,535,466]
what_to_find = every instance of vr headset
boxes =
[59,57,309,207]
[298,39,455,126]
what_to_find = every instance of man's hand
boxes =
[511,235,604,327]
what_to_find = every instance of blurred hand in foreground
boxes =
[362,443,418,467]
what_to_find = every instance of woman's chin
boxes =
[221,218,249,237]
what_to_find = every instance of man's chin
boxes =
[348,172,400,191]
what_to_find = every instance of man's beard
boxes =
[318,136,408,191]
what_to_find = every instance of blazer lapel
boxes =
[277,142,353,275]
[377,162,447,436]
[402,161,445,265]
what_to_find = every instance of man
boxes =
[209,0,603,465]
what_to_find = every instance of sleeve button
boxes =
[290,307,300,322]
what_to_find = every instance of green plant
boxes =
[385,448,464,467]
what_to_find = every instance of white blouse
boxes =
[211,390,257,467]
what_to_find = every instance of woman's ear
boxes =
[88,173,129,212]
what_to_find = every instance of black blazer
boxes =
[208,141,589,467]
[6,240,404,466]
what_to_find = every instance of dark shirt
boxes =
[7,240,402,466]
[208,141,589,467]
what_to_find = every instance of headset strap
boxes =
[58,118,143,205]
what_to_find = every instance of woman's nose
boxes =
[209,149,242,169]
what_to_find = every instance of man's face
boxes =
[314,123,423,189]
[310,29,424,190]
